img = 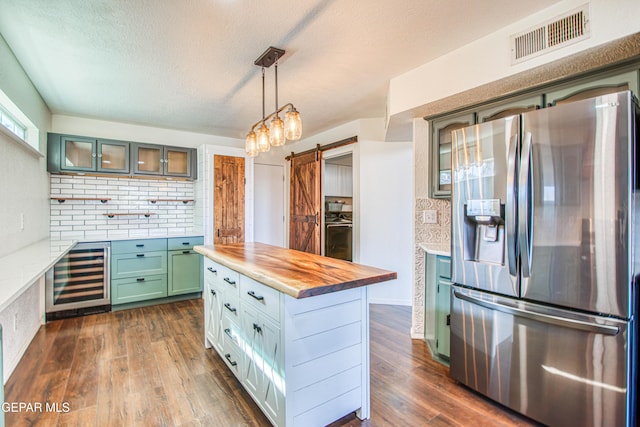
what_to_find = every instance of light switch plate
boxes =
[423,210,437,224]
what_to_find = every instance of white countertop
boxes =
[418,242,451,257]
[0,238,77,312]
[0,233,204,313]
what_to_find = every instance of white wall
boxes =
[388,0,640,124]
[0,34,51,384]
[52,114,243,149]
[278,119,413,305]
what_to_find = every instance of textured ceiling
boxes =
[0,0,561,139]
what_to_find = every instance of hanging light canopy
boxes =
[245,47,302,157]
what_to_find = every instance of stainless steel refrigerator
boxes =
[449,91,638,427]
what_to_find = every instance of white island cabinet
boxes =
[196,242,397,427]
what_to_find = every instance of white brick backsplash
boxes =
[50,174,197,239]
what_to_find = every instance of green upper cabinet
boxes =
[430,112,475,199]
[545,69,639,106]
[47,132,197,180]
[133,143,195,179]
[476,94,544,123]
[48,133,130,174]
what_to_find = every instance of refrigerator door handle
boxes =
[453,290,620,336]
[518,131,533,278]
[506,133,518,277]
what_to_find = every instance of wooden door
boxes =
[289,151,321,254]
[214,155,245,244]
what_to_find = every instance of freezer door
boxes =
[450,286,634,427]
[451,115,519,297]
[520,91,635,318]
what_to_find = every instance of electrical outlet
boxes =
[423,210,438,224]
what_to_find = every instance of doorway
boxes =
[323,152,353,261]
[254,163,285,247]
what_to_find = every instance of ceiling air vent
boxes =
[510,4,590,64]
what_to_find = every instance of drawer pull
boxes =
[182,242,190,245]
[224,303,236,313]
[210,289,216,296]
[224,353,237,367]
[182,250,191,254]
[136,278,145,282]
[136,254,145,257]
[224,277,236,286]
[136,244,144,247]
[224,328,238,342]
[247,290,264,301]
[207,267,217,274]
[252,323,262,334]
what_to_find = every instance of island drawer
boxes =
[221,315,243,352]
[111,238,167,254]
[221,338,243,380]
[240,276,280,322]
[221,293,240,323]
[219,266,240,295]
[168,236,204,251]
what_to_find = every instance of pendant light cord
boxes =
[274,55,279,112]
[261,67,266,124]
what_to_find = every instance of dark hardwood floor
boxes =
[5,301,538,426]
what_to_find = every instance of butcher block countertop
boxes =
[194,242,397,299]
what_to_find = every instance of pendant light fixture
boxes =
[245,47,302,157]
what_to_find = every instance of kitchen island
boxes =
[194,242,396,427]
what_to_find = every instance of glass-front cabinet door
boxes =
[165,147,191,177]
[133,144,193,177]
[61,136,96,171]
[430,112,475,198]
[133,144,163,175]
[97,140,129,173]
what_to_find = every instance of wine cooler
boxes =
[45,241,111,320]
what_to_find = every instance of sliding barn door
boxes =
[214,155,245,244]
[289,151,321,254]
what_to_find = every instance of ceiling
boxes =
[0,0,562,140]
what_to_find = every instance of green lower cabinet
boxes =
[112,274,168,304]
[168,249,203,296]
[435,279,451,359]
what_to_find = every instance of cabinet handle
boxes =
[136,244,144,247]
[247,290,264,301]
[182,242,190,245]
[136,254,145,257]
[224,277,236,285]
[210,289,216,296]
[207,267,217,274]
[224,328,238,342]
[224,353,237,367]
[136,278,145,282]
[252,323,262,334]
[224,303,236,313]
[182,250,191,254]
[446,314,451,326]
